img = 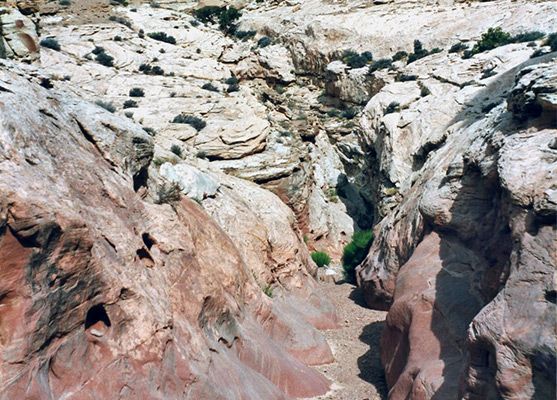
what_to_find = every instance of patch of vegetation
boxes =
[391,50,407,61]
[40,38,61,51]
[96,100,116,113]
[108,15,132,28]
[449,42,468,53]
[341,49,373,68]
[92,46,105,55]
[225,76,238,85]
[341,108,357,119]
[138,63,164,75]
[407,39,434,63]
[397,74,418,82]
[303,234,308,245]
[129,87,145,97]
[59,0,71,6]
[384,101,400,115]
[202,82,219,92]
[368,58,392,73]
[95,49,114,67]
[124,111,133,118]
[218,6,241,33]
[471,27,510,54]
[509,31,545,44]
[143,127,156,136]
[123,99,138,108]
[546,32,557,52]
[257,36,272,48]
[190,19,200,27]
[171,114,206,131]
[311,251,331,268]
[263,285,273,298]
[327,109,341,118]
[155,182,181,204]
[195,6,223,23]
[147,32,176,45]
[226,84,240,93]
[170,144,182,156]
[234,30,256,41]
[342,230,373,280]
[418,81,431,97]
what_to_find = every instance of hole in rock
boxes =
[133,168,149,192]
[136,248,154,267]
[142,233,156,250]
[545,290,556,304]
[85,304,111,330]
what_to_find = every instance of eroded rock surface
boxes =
[0,60,335,400]
[358,52,556,399]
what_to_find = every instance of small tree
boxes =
[342,231,373,280]
[311,251,331,268]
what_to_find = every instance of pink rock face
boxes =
[0,61,333,399]
[359,62,556,399]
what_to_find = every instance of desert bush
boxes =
[311,251,331,268]
[96,100,116,113]
[263,285,273,298]
[471,27,510,54]
[397,74,417,82]
[92,46,105,55]
[392,50,408,61]
[171,114,206,131]
[225,76,238,85]
[341,49,372,68]
[235,30,256,40]
[219,7,241,32]
[108,15,132,28]
[170,144,182,156]
[257,36,272,48]
[384,101,400,115]
[202,82,219,92]
[341,108,357,119]
[449,42,468,53]
[368,58,392,73]
[59,0,71,6]
[155,182,181,204]
[147,32,176,44]
[226,83,240,93]
[123,99,138,108]
[195,6,223,23]
[129,87,145,97]
[546,32,557,52]
[143,127,156,136]
[342,230,373,280]
[509,31,545,43]
[40,38,61,51]
[96,52,114,67]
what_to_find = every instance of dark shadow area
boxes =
[358,320,388,399]
[85,304,111,329]
[336,173,374,232]
[348,286,369,308]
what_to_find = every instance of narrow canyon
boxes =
[0,0,555,399]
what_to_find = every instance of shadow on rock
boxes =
[358,320,388,399]
[348,286,369,308]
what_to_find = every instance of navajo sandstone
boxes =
[0,0,555,399]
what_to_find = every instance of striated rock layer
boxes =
[0,60,336,399]
[357,52,556,399]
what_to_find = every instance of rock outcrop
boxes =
[0,59,335,399]
[357,43,556,400]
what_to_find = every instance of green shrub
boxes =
[108,15,132,28]
[368,58,392,73]
[147,32,176,44]
[170,144,182,156]
[509,31,545,43]
[155,182,181,204]
[129,87,145,97]
[342,230,373,280]
[218,7,241,33]
[171,114,206,130]
[392,50,408,61]
[449,42,468,53]
[311,251,331,268]
[263,285,273,297]
[226,83,240,93]
[472,27,510,54]
[546,32,557,52]
[40,38,61,51]
[95,100,116,113]
[143,127,156,136]
[397,74,417,82]
[257,36,272,48]
[96,52,114,67]
[407,39,429,63]
[59,0,71,6]
[235,30,256,40]
[225,76,238,85]
[384,101,400,115]
[123,99,137,108]
[341,108,357,119]
[195,6,223,23]
[341,49,372,68]
[202,82,219,92]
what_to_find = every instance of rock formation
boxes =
[0,0,555,398]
